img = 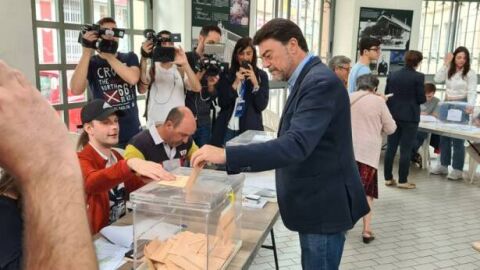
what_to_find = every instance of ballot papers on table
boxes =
[94,237,129,270]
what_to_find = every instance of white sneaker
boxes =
[430,165,448,175]
[447,169,463,180]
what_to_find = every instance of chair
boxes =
[466,144,480,184]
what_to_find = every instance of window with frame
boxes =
[31,0,152,131]
[419,0,480,75]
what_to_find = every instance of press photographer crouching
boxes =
[70,17,142,149]
[211,37,269,146]
[185,25,224,147]
[139,30,202,127]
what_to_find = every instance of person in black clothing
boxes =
[211,37,269,146]
[383,50,426,189]
[185,25,222,147]
[0,172,22,270]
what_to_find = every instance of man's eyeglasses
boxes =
[368,47,381,52]
[339,66,351,71]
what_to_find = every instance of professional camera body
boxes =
[195,43,228,76]
[142,29,181,63]
[78,24,125,54]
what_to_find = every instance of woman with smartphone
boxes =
[211,37,269,146]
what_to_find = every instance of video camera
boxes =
[78,24,125,54]
[196,43,228,76]
[142,29,181,63]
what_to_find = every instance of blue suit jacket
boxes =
[226,57,369,233]
[385,67,426,123]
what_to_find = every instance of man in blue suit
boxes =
[191,18,369,269]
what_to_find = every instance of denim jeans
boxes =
[384,121,418,183]
[299,232,346,270]
[440,136,465,170]
[192,124,211,147]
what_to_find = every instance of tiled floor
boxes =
[250,155,480,269]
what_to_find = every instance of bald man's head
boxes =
[162,106,197,147]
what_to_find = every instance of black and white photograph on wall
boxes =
[358,7,413,50]
[376,51,390,76]
[230,0,249,26]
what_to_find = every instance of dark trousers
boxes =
[384,121,418,183]
[411,132,440,160]
[440,136,465,170]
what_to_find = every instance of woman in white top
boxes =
[350,74,397,244]
[431,46,478,180]
[138,30,201,127]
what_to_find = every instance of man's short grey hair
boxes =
[328,55,351,70]
[356,74,379,91]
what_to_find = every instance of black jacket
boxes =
[385,67,426,123]
[211,68,269,146]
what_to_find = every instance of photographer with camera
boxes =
[185,25,223,147]
[139,30,201,127]
[211,37,269,146]
[70,17,141,148]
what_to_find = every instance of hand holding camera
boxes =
[239,61,259,88]
[142,29,181,63]
[78,24,125,54]
[173,47,188,67]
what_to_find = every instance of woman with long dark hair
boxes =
[211,37,269,146]
[431,46,478,179]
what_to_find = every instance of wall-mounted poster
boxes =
[357,7,413,76]
[192,0,250,49]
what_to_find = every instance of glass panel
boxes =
[67,70,88,103]
[256,0,266,29]
[35,0,58,22]
[64,0,84,24]
[134,35,144,57]
[290,0,298,23]
[39,70,62,105]
[37,28,60,64]
[265,0,274,24]
[68,108,83,132]
[320,0,331,60]
[117,33,130,52]
[133,0,147,29]
[93,0,111,23]
[114,0,130,28]
[65,29,83,64]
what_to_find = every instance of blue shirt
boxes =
[87,52,141,145]
[288,53,315,89]
[347,62,371,93]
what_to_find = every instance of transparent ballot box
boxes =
[130,167,244,270]
[226,130,276,147]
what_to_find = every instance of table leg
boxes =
[261,229,279,270]
[422,133,431,170]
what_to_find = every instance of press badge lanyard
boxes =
[233,80,247,118]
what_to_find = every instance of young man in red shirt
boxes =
[77,99,173,233]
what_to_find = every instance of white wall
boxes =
[333,0,422,60]
[0,0,36,83]
[153,0,192,50]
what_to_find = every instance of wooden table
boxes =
[106,202,280,270]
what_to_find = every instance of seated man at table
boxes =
[411,83,440,167]
[124,106,198,171]
[77,99,173,234]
